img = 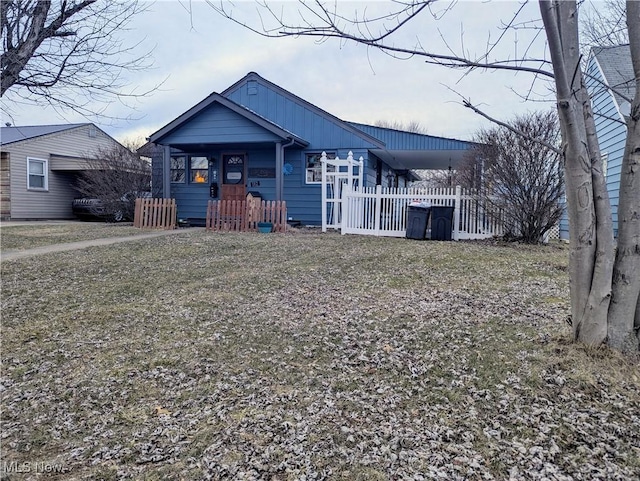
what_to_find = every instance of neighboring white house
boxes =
[0,123,122,220]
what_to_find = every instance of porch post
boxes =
[163,145,171,199]
[275,141,282,201]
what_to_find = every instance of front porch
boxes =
[159,143,301,225]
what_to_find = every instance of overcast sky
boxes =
[4,0,565,143]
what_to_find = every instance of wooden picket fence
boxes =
[206,199,287,232]
[133,197,177,230]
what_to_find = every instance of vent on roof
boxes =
[247,80,258,95]
[88,126,96,138]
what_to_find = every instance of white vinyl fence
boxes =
[340,185,503,240]
[321,151,364,232]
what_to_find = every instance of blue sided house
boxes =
[147,72,473,226]
[560,44,634,239]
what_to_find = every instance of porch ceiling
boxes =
[370,149,470,170]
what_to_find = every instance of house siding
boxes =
[160,103,283,145]
[560,55,627,240]
[225,80,380,151]
[283,148,369,225]
[224,79,382,224]
[584,55,627,238]
[1,125,121,219]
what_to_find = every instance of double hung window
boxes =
[27,157,48,190]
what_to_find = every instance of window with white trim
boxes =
[27,157,48,190]
[305,152,335,184]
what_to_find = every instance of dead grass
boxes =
[0,222,142,252]
[1,229,638,480]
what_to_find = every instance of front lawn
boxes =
[0,222,142,252]
[1,230,638,480]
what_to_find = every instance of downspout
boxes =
[278,137,296,201]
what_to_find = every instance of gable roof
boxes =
[592,44,635,113]
[222,72,386,149]
[1,123,90,146]
[148,92,308,146]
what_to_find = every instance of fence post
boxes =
[453,185,462,241]
[374,184,382,236]
[341,183,352,235]
[321,151,328,233]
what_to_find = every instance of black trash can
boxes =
[406,205,431,240]
[431,206,455,241]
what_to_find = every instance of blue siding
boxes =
[151,154,164,198]
[560,57,627,240]
[246,149,277,201]
[225,80,380,151]
[173,181,210,220]
[583,56,627,238]
[161,103,282,145]
[281,148,370,225]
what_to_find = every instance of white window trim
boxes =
[305,152,336,185]
[27,157,48,191]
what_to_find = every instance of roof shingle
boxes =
[593,44,635,112]
[0,123,89,145]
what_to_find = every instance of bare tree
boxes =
[1,0,155,119]
[374,119,427,134]
[458,111,564,244]
[75,142,151,221]
[581,0,628,47]
[208,0,640,352]
[411,168,457,189]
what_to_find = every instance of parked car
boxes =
[72,191,151,222]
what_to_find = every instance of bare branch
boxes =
[459,110,565,243]
[207,0,556,79]
[1,0,161,120]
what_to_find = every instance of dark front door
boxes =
[221,153,246,201]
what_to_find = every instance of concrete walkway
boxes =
[1,228,204,261]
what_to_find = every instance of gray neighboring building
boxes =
[0,123,122,220]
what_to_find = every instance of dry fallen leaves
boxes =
[1,227,639,480]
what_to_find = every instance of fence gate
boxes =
[321,151,364,232]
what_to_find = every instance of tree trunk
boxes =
[540,0,612,345]
[608,1,640,351]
